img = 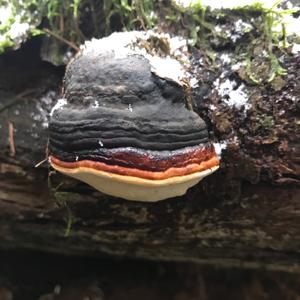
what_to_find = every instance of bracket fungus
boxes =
[48,31,219,202]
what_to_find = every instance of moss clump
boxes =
[243,1,295,84]
[259,114,275,129]
[0,0,157,55]
[169,0,298,84]
[0,0,295,84]
[1,1,298,76]
[52,189,80,237]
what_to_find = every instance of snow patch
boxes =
[0,5,12,25]
[214,137,239,157]
[0,4,31,46]
[213,142,227,157]
[189,77,199,88]
[220,53,231,65]
[277,15,300,37]
[291,43,300,54]
[209,104,217,111]
[231,61,246,71]
[215,79,251,110]
[92,100,100,108]
[127,104,133,112]
[8,22,29,40]
[231,19,253,42]
[50,98,67,117]
[234,19,253,33]
[150,56,185,85]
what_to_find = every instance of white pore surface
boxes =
[50,160,219,202]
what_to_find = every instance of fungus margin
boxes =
[50,159,219,202]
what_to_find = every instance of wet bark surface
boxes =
[0,35,299,274]
[1,250,300,300]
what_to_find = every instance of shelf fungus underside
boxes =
[48,32,219,202]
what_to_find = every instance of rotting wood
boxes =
[8,122,16,156]
[0,33,299,273]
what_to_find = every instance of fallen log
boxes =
[0,28,299,273]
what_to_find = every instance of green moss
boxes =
[170,0,296,84]
[63,206,77,237]
[53,191,78,206]
[0,0,43,52]
[244,1,294,84]
[0,38,14,53]
[260,114,275,129]
[52,188,80,237]
[0,0,298,81]
[0,0,158,61]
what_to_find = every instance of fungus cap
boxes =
[48,31,220,202]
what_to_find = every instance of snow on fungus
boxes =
[81,31,189,86]
[50,98,67,117]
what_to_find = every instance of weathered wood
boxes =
[0,37,299,273]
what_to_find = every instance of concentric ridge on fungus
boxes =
[48,31,220,202]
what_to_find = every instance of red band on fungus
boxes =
[50,154,219,180]
[94,143,217,171]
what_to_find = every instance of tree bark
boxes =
[0,37,299,273]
